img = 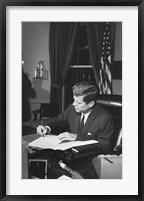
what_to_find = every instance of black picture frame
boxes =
[0,0,143,200]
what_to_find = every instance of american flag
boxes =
[99,22,113,94]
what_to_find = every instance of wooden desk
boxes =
[22,133,84,179]
[22,133,67,179]
[22,122,98,179]
[23,120,41,127]
[23,133,39,143]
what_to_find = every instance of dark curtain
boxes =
[86,23,101,87]
[86,22,115,92]
[49,22,78,111]
[22,71,32,122]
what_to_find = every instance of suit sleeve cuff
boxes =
[44,126,51,134]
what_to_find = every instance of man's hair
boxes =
[72,81,99,104]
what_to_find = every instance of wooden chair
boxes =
[33,103,59,120]
[92,94,122,179]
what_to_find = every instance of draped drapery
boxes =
[86,23,101,87]
[86,22,116,94]
[49,22,78,110]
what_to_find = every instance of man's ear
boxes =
[89,101,95,108]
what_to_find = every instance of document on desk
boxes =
[29,134,98,150]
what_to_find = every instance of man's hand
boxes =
[58,132,77,142]
[37,125,48,136]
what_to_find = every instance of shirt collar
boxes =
[81,110,92,123]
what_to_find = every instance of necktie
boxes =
[78,114,85,134]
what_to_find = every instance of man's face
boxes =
[72,95,92,114]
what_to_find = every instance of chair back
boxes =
[96,95,122,153]
[40,103,59,119]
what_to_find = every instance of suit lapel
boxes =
[80,105,99,135]
[81,115,94,134]
[73,112,81,133]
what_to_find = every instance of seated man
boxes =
[37,81,114,178]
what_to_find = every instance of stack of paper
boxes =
[57,175,72,179]
[29,135,98,151]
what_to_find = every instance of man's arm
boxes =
[37,106,70,135]
[76,114,114,153]
[96,116,114,153]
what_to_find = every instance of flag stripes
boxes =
[99,22,113,94]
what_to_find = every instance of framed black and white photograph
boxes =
[0,0,143,200]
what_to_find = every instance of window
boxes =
[71,23,91,66]
[65,23,95,109]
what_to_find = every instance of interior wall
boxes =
[22,22,122,118]
[114,22,122,61]
[113,22,122,95]
[22,22,51,103]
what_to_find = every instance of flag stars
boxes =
[100,22,112,94]
[101,22,111,56]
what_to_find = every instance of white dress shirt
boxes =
[81,110,92,125]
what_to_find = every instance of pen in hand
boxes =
[42,127,47,138]
[40,120,46,138]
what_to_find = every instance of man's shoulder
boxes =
[65,104,75,113]
[93,103,112,117]
[65,104,81,117]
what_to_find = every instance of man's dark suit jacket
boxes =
[43,104,114,153]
